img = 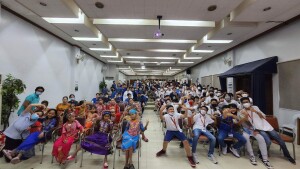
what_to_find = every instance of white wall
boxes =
[118,72,127,83]
[0,9,106,123]
[186,18,300,126]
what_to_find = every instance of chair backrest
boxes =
[265,115,279,131]
[76,117,86,127]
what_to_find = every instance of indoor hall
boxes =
[0,1,300,169]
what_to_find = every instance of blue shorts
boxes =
[164,130,187,142]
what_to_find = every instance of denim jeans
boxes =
[217,129,246,149]
[259,130,292,158]
[192,129,216,155]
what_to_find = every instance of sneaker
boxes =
[10,157,21,164]
[287,157,296,165]
[192,153,199,164]
[156,149,166,157]
[187,156,196,168]
[262,160,274,169]
[222,145,227,155]
[250,156,257,165]
[179,142,184,148]
[229,147,240,158]
[208,154,218,164]
[2,149,12,160]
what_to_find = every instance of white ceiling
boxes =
[2,0,300,76]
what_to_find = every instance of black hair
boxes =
[78,100,85,106]
[46,108,59,127]
[127,93,132,96]
[229,103,238,109]
[96,93,100,95]
[221,105,230,110]
[210,99,218,103]
[194,96,199,99]
[240,97,250,103]
[166,105,174,110]
[69,94,75,98]
[63,113,74,124]
[201,106,209,111]
[41,100,49,107]
[63,96,68,100]
[35,86,45,92]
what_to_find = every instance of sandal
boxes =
[2,149,13,160]
[142,137,149,142]
[11,157,21,164]
[67,155,75,161]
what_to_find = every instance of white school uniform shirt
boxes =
[193,114,214,130]
[164,113,182,132]
[207,107,221,116]
[185,102,198,117]
[162,102,179,114]
[242,106,273,131]
[123,91,133,102]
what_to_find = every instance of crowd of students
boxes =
[0,79,297,169]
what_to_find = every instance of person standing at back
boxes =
[17,86,44,116]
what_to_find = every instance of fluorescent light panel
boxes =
[93,19,215,27]
[203,35,232,44]
[43,10,84,24]
[108,38,196,43]
[123,56,178,59]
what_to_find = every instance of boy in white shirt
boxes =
[156,105,196,168]
[191,106,217,164]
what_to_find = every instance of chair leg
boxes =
[80,149,83,167]
[51,155,54,163]
[292,143,296,160]
[75,144,78,163]
[113,147,117,169]
[138,147,140,169]
[40,144,45,164]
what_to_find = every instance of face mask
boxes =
[216,93,221,97]
[209,93,214,97]
[200,110,206,115]
[225,96,231,101]
[70,98,75,101]
[105,95,108,98]
[197,87,200,89]
[211,104,217,107]
[35,91,42,96]
[214,90,217,93]
[242,94,248,97]
[243,103,251,108]
[188,100,193,106]
[31,113,39,120]
[202,90,206,92]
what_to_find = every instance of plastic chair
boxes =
[265,115,296,160]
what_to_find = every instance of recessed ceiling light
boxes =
[126,53,130,55]
[227,33,232,35]
[74,29,79,32]
[39,2,47,7]
[207,46,212,48]
[93,43,96,46]
[172,54,177,56]
[263,7,271,12]
[207,5,217,11]
[95,2,104,9]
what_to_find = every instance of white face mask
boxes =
[242,94,248,97]
[243,103,251,108]
[216,93,221,97]
[200,110,206,115]
[225,96,231,101]
[35,91,42,96]
[197,87,200,89]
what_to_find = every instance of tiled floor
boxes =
[0,109,299,169]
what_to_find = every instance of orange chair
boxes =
[265,115,296,160]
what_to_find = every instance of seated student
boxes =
[205,90,219,105]
[68,94,78,106]
[107,99,121,124]
[52,113,84,164]
[207,99,221,116]
[96,98,107,116]
[85,105,99,129]
[115,93,123,103]
[217,105,246,158]
[2,104,45,162]
[156,105,196,168]
[224,93,241,108]
[122,109,148,169]
[67,111,114,168]
[125,93,132,104]
[191,106,218,164]
[3,109,58,164]
[240,97,296,164]
[235,104,273,169]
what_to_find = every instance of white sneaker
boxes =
[229,147,240,158]
[222,145,227,155]
[192,153,199,164]
[250,156,257,165]
[208,154,218,164]
[262,160,274,169]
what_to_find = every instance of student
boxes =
[191,106,218,164]
[217,105,246,158]
[52,113,84,164]
[122,109,148,169]
[17,86,45,116]
[156,105,196,168]
[205,90,219,105]
[91,93,101,104]
[68,94,78,106]
[207,99,221,116]
[3,109,58,164]
[240,97,296,164]
[67,111,114,168]
[235,103,273,169]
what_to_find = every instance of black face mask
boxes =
[210,93,214,97]
[211,104,217,107]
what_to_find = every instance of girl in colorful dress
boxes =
[67,111,114,168]
[122,109,148,169]
[3,109,58,164]
[52,113,84,164]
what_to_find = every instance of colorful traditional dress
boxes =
[121,120,145,152]
[81,120,114,155]
[52,120,83,163]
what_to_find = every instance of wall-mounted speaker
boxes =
[186,69,191,74]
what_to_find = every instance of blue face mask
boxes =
[35,91,42,96]
[31,113,39,121]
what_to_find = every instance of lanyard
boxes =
[169,115,178,129]
[247,111,254,124]
[200,115,206,128]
